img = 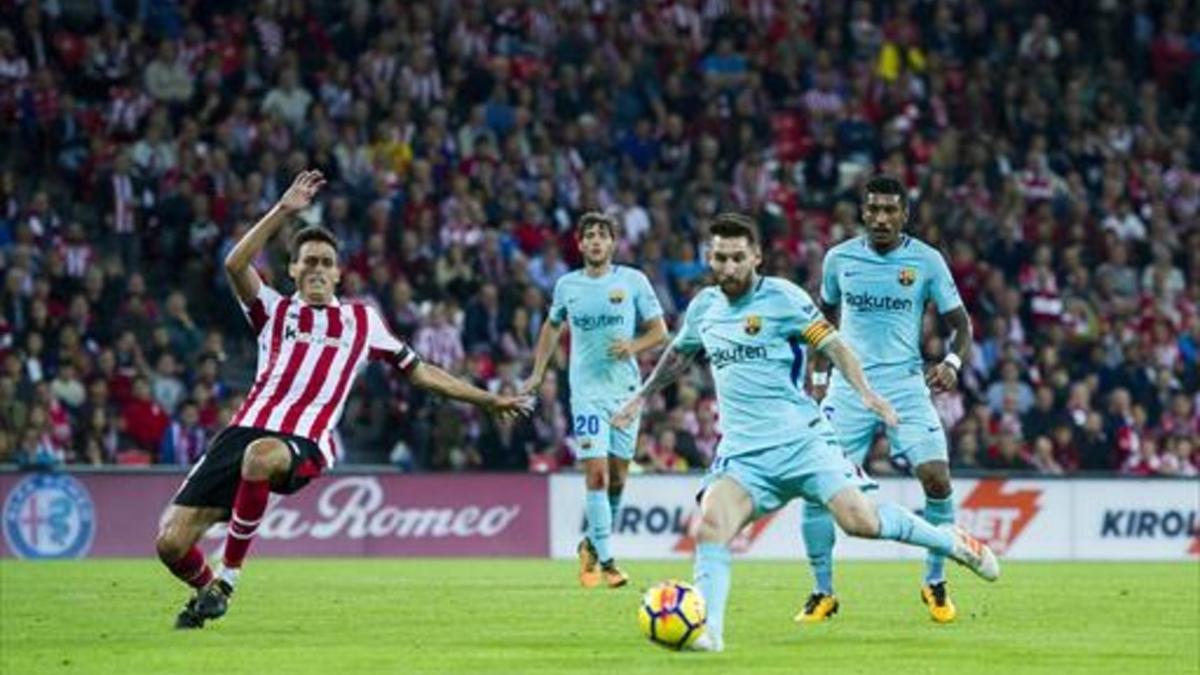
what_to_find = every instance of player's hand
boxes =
[611,396,644,429]
[489,394,536,422]
[925,363,959,393]
[608,339,635,359]
[518,375,542,397]
[278,170,326,212]
[863,391,900,427]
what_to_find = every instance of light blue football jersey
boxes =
[820,235,962,377]
[672,277,837,456]
[549,265,664,401]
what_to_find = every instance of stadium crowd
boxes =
[0,0,1196,476]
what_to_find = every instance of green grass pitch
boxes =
[2,560,1197,674]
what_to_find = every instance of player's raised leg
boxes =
[689,477,754,652]
[156,505,225,628]
[914,460,957,621]
[194,437,293,622]
[826,486,999,581]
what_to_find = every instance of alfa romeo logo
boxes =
[3,474,96,559]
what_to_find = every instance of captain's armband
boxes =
[799,319,837,349]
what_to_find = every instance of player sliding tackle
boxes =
[612,213,998,653]
[155,171,533,629]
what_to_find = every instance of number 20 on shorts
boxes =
[574,414,601,436]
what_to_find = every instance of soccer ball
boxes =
[637,580,706,650]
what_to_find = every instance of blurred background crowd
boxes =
[0,0,1196,476]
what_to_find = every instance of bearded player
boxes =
[612,213,996,652]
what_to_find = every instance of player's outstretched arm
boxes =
[611,346,697,429]
[926,306,972,392]
[820,336,899,427]
[410,362,534,421]
[224,170,326,305]
[520,320,564,395]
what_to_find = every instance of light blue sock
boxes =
[876,502,954,556]
[922,495,955,585]
[585,490,613,563]
[801,501,836,595]
[608,489,623,531]
[694,542,732,643]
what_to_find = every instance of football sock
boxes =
[218,566,241,587]
[694,542,732,643]
[585,490,613,563]
[877,502,954,556]
[161,545,214,589]
[922,494,955,585]
[608,487,623,530]
[221,477,270,577]
[801,501,836,595]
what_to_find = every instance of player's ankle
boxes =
[218,566,242,587]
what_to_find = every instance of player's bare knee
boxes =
[923,477,952,500]
[835,502,879,538]
[916,462,952,499]
[696,510,731,544]
[607,458,628,492]
[155,527,188,562]
[923,472,952,498]
[242,439,290,480]
[583,461,608,491]
[838,513,873,538]
[608,476,625,495]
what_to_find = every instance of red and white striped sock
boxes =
[221,478,270,579]
[162,545,214,589]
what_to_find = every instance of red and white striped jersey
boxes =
[229,282,421,467]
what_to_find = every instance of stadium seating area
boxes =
[0,0,1196,475]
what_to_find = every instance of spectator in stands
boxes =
[77,405,120,465]
[414,301,464,372]
[158,399,207,466]
[150,352,186,415]
[1030,437,1065,475]
[0,2,1193,476]
[986,360,1035,415]
[143,40,193,105]
[260,67,312,131]
[122,376,169,456]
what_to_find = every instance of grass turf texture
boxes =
[1,560,1196,674]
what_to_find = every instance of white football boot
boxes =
[686,630,725,653]
[944,525,1001,582]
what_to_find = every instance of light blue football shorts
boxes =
[822,370,948,468]
[570,398,638,461]
[699,417,876,516]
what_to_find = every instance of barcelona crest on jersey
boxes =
[744,314,762,335]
